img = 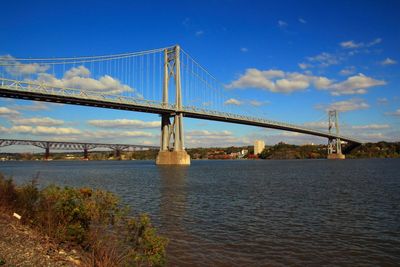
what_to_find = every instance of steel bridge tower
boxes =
[327,110,345,159]
[156,45,191,165]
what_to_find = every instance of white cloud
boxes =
[1,124,154,142]
[1,55,50,75]
[226,69,304,93]
[316,98,370,112]
[182,17,190,28]
[275,77,309,91]
[299,18,307,24]
[12,102,50,111]
[64,65,90,79]
[307,52,340,67]
[224,98,242,106]
[13,117,64,126]
[298,63,312,70]
[303,121,329,129]
[303,121,390,132]
[360,133,386,139]
[278,20,288,28]
[340,38,381,49]
[31,66,135,95]
[249,100,269,107]
[185,130,249,147]
[227,68,384,95]
[339,66,356,76]
[9,125,81,135]
[0,107,19,117]
[313,77,333,89]
[340,40,364,49]
[0,126,8,133]
[226,68,331,93]
[195,30,204,36]
[352,124,390,130]
[325,73,386,95]
[8,125,32,134]
[240,47,248,53]
[77,129,154,141]
[119,131,153,137]
[88,119,160,128]
[187,130,232,137]
[380,58,397,65]
[377,97,388,105]
[367,38,382,46]
[385,109,400,116]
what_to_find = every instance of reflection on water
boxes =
[158,166,188,235]
[1,159,400,266]
[157,166,195,265]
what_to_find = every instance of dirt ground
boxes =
[0,211,82,267]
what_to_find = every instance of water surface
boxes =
[1,159,399,266]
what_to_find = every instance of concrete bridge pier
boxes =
[156,113,190,165]
[114,149,122,160]
[83,147,89,160]
[44,146,50,160]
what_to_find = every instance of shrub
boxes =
[0,174,17,209]
[125,214,168,266]
[15,179,39,223]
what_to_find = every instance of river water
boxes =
[1,159,399,266]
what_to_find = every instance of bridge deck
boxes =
[0,78,362,144]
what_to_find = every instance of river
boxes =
[1,159,399,266]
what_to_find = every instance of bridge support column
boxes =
[327,110,345,160]
[44,146,50,161]
[83,148,89,160]
[114,149,122,160]
[156,45,190,165]
[327,138,345,159]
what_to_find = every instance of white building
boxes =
[254,140,265,155]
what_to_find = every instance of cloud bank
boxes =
[226,68,385,95]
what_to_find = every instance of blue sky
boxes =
[0,0,399,151]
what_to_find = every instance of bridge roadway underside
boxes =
[0,88,361,145]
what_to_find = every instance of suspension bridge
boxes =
[0,138,158,160]
[0,45,362,164]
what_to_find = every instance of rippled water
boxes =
[1,159,399,266]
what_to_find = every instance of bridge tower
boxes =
[327,110,345,160]
[156,45,190,165]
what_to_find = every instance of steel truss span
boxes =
[0,138,158,151]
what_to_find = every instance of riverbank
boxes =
[1,141,399,161]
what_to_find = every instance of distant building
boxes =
[254,140,265,155]
[302,142,316,146]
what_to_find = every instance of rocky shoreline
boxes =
[0,211,81,266]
